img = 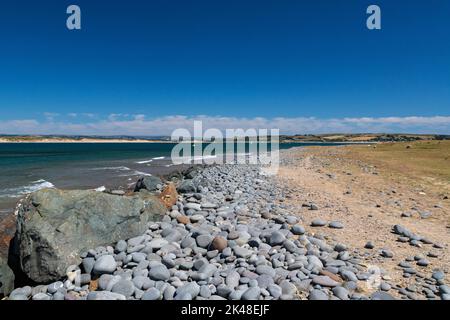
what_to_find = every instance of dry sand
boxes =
[277,145,449,298]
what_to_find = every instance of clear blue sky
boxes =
[0,0,449,134]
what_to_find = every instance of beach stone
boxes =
[371,291,395,300]
[256,265,276,277]
[148,238,169,250]
[226,271,240,289]
[210,236,228,252]
[200,285,211,298]
[149,265,170,281]
[93,255,117,274]
[132,276,152,290]
[163,286,176,300]
[32,293,51,300]
[176,282,200,299]
[196,235,213,248]
[417,259,429,267]
[181,237,196,249]
[269,231,285,246]
[440,285,450,295]
[177,215,190,225]
[233,246,252,258]
[111,279,135,297]
[257,274,274,288]
[177,180,197,193]
[312,276,340,287]
[142,288,161,300]
[53,292,65,300]
[47,281,63,294]
[216,284,233,298]
[364,241,375,249]
[311,219,327,227]
[87,291,127,300]
[341,270,358,282]
[242,287,261,300]
[329,221,344,229]
[332,286,349,300]
[380,282,391,291]
[291,224,305,235]
[309,289,328,300]
[381,249,394,258]
[432,270,445,281]
[134,176,163,192]
[14,188,166,282]
[267,284,282,299]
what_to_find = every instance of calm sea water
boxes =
[0,142,348,215]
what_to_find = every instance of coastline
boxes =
[0,141,448,300]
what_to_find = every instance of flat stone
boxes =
[309,289,328,300]
[111,279,135,297]
[332,287,349,300]
[416,259,429,267]
[241,287,261,300]
[371,291,395,300]
[312,276,340,287]
[176,282,200,299]
[255,265,276,277]
[87,291,126,300]
[149,265,170,281]
[142,288,161,300]
[432,270,445,281]
[233,246,252,258]
[329,221,344,229]
[381,249,394,258]
[311,219,327,227]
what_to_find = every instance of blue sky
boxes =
[0,0,449,134]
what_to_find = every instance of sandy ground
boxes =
[277,146,449,299]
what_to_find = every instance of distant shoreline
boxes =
[0,138,176,144]
[0,133,446,144]
[0,140,373,144]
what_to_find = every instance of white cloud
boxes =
[0,115,449,136]
[43,112,60,121]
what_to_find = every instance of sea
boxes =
[0,142,350,217]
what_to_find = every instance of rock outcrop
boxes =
[134,176,163,192]
[0,255,15,297]
[14,188,166,283]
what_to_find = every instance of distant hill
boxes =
[0,133,448,143]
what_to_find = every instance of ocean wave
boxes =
[118,170,152,177]
[94,186,106,192]
[172,155,218,164]
[0,179,55,198]
[136,160,153,164]
[152,156,165,160]
[90,166,131,171]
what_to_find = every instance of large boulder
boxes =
[0,255,14,297]
[176,179,197,193]
[14,188,166,283]
[134,176,163,192]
